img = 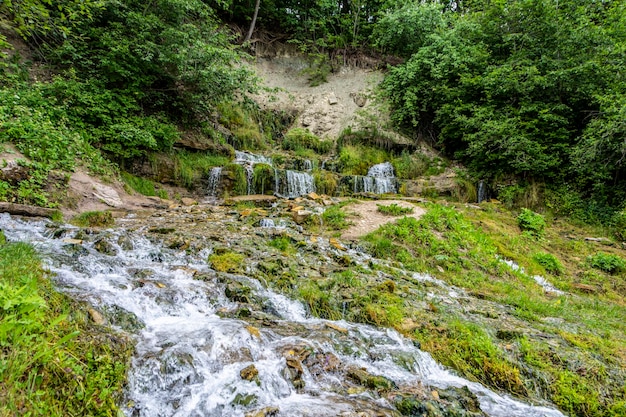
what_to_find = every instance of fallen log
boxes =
[0,202,60,219]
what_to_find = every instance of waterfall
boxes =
[0,213,566,417]
[352,162,397,194]
[231,152,313,198]
[275,170,316,198]
[477,180,488,203]
[207,167,223,197]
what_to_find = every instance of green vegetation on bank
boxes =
[251,201,626,416]
[0,240,132,416]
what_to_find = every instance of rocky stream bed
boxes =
[0,202,572,417]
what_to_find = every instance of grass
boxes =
[121,172,168,198]
[377,203,414,216]
[174,151,230,189]
[0,241,132,416]
[70,211,115,228]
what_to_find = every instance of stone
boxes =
[306,192,322,200]
[62,238,83,245]
[325,322,348,333]
[240,364,259,381]
[94,238,118,256]
[572,283,597,293]
[88,308,106,325]
[292,210,313,225]
[328,92,338,105]
[329,238,345,251]
[92,183,124,208]
[181,197,197,206]
[245,407,279,417]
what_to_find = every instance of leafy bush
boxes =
[517,209,546,238]
[612,210,626,242]
[377,203,414,216]
[532,252,564,275]
[282,128,332,154]
[588,252,626,274]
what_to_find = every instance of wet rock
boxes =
[292,210,313,225]
[149,227,176,234]
[240,364,259,381]
[225,282,253,303]
[347,366,397,392]
[245,407,279,417]
[304,351,341,375]
[0,202,59,219]
[104,305,145,332]
[94,238,118,256]
[117,234,134,250]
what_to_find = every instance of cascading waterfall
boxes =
[353,162,397,194]
[231,151,315,198]
[207,167,223,197]
[0,213,566,417]
[275,170,316,199]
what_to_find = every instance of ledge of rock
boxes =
[225,195,278,206]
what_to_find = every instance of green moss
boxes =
[70,211,114,228]
[209,252,245,273]
[313,170,338,196]
[282,128,333,154]
[253,163,275,195]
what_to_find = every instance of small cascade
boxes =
[0,213,567,417]
[230,151,314,198]
[477,180,488,203]
[258,218,275,228]
[207,167,223,197]
[275,170,316,198]
[235,151,273,165]
[352,162,398,194]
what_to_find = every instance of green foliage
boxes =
[321,204,350,230]
[313,170,338,196]
[377,203,413,216]
[588,252,626,274]
[174,151,230,189]
[70,211,114,228]
[252,163,275,195]
[517,209,546,238]
[223,163,248,196]
[378,0,626,211]
[532,252,564,275]
[611,209,626,242]
[122,172,164,197]
[282,128,332,154]
[337,144,389,176]
[0,242,132,416]
[269,236,292,253]
[391,151,446,180]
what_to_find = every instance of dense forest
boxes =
[1,0,625,219]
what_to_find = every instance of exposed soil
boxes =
[341,199,426,240]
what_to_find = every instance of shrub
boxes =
[322,205,350,230]
[282,128,333,154]
[517,208,546,238]
[588,252,626,274]
[532,252,564,275]
[612,210,626,242]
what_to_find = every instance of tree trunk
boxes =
[243,0,261,43]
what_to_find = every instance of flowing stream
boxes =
[0,213,565,417]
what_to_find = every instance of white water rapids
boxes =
[0,213,565,417]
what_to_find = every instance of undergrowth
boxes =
[0,242,132,416]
